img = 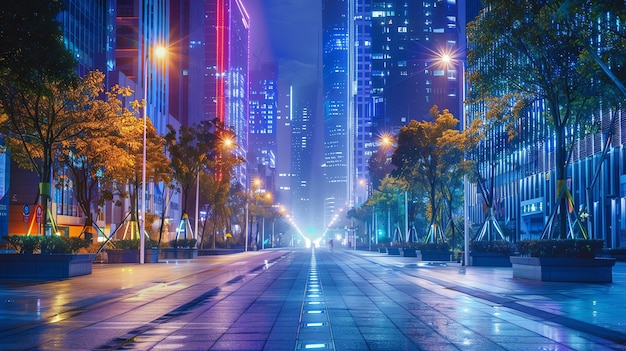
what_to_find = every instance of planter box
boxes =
[106,249,159,263]
[418,251,453,261]
[470,252,512,267]
[400,248,418,257]
[0,253,96,280]
[198,249,243,256]
[387,247,400,256]
[510,256,616,283]
[378,248,387,254]
[160,248,198,260]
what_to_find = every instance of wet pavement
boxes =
[0,247,626,350]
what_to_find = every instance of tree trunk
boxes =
[555,125,568,239]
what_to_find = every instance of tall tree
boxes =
[56,78,123,236]
[368,144,396,191]
[102,106,168,239]
[1,71,102,235]
[366,175,408,243]
[202,139,243,249]
[0,1,77,234]
[391,107,465,243]
[467,0,624,239]
[0,1,75,87]
[164,119,239,240]
[465,94,528,241]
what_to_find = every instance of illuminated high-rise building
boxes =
[370,0,464,135]
[249,63,278,192]
[291,100,314,225]
[322,0,464,228]
[192,0,249,185]
[322,0,351,227]
[464,3,626,247]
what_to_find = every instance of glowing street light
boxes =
[140,44,166,264]
[437,50,469,266]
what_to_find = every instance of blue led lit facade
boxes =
[465,6,626,248]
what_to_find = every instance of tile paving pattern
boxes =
[0,248,625,350]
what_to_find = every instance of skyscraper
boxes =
[322,0,464,230]
[370,0,464,136]
[189,0,250,186]
[322,0,351,227]
[291,97,314,226]
[249,63,278,192]
[352,0,373,207]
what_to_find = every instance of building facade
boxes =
[249,63,279,194]
[322,0,351,227]
[464,4,626,248]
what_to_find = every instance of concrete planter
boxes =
[418,251,453,261]
[198,248,243,256]
[470,252,512,267]
[106,249,159,263]
[378,247,387,254]
[387,247,400,256]
[0,253,96,280]
[510,256,616,283]
[160,248,198,260]
[400,248,418,257]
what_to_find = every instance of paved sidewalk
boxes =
[2,249,626,350]
[348,249,626,348]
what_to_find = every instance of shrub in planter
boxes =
[417,242,451,252]
[161,239,198,260]
[108,238,159,250]
[2,235,90,254]
[3,235,41,254]
[470,240,516,267]
[470,240,516,255]
[105,239,160,263]
[168,238,197,248]
[516,239,604,258]
[511,239,614,282]
[416,242,452,261]
[1,235,95,279]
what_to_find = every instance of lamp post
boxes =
[441,52,469,266]
[245,178,261,251]
[244,197,249,252]
[140,45,166,264]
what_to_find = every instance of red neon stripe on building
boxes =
[216,0,226,124]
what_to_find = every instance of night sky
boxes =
[243,0,325,234]
[243,0,321,87]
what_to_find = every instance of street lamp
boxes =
[439,51,469,266]
[261,192,273,250]
[140,44,166,264]
[245,178,261,251]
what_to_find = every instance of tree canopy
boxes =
[467,0,625,239]
[0,1,76,88]
[390,107,466,243]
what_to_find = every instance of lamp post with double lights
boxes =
[140,45,166,264]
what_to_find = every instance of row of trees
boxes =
[349,1,626,247]
[0,2,284,248]
[357,107,468,249]
[0,63,246,247]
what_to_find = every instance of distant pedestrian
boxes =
[329,239,334,252]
